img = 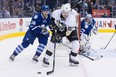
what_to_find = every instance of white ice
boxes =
[0,33,116,77]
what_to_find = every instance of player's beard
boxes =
[43,14,48,18]
[44,14,48,18]
[42,11,49,18]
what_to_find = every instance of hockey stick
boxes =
[102,32,116,49]
[101,25,116,49]
[61,42,72,49]
[37,42,56,75]
[61,42,95,61]
[90,48,103,57]
[46,42,56,75]
[79,52,94,61]
[46,30,57,75]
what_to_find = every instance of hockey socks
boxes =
[9,44,24,61]
[32,44,46,62]
[43,50,53,66]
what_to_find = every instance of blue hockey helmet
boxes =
[41,5,49,11]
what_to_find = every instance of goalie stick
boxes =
[91,48,103,57]
[101,32,116,49]
[101,25,116,49]
[61,42,102,61]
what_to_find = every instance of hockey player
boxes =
[43,3,80,66]
[9,5,51,62]
[80,14,97,56]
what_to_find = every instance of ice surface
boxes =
[0,33,116,77]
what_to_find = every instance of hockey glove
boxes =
[41,28,48,35]
[91,25,98,35]
[92,29,97,35]
[40,25,49,37]
[51,33,63,43]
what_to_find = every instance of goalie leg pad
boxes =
[80,33,91,51]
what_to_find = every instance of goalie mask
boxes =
[85,14,92,22]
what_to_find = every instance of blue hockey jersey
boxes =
[29,12,51,36]
[81,19,96,35]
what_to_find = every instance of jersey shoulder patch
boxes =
[33,14,38,19]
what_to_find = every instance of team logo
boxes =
[85,25,89,29]
[43,19,47,23]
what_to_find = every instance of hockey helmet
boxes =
[85,14,92,19]
[41,5,49,11]
[61,3,71,13]
[85,14,92,22]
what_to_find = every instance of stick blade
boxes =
[37,72,41,74]
[100,47,105,50]
[47,70,54,75]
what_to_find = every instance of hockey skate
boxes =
[32,55,38,63]
[69,54,79,66]
[9,54,16,61]
[43,58,50,67]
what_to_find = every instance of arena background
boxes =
[0,0,116,40]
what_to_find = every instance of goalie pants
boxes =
[45,30,80,60]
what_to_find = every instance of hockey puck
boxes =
[101,55,103,57]
[38,72,41,74]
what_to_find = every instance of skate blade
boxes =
[9,58,14,62]
[31,60,38,63]
[69,63,79,67]
[42,63,49,67]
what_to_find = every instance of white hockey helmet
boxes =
[61,3,71,13]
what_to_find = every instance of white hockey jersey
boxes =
[52,9,78,28]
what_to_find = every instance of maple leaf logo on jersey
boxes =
[34,15,38,19]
